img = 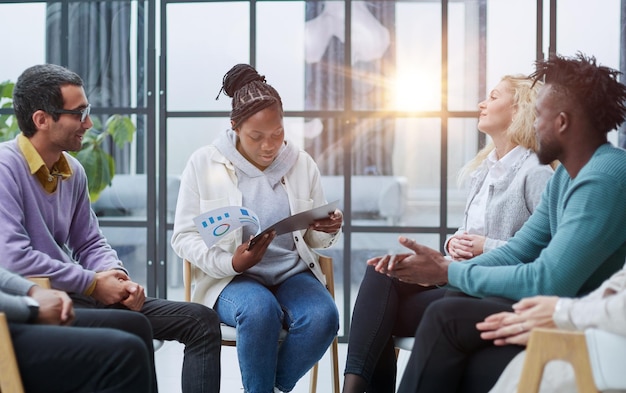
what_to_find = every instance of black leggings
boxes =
[345,265,446,392]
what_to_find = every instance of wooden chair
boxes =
[184,255,340,393]
[517,327,626,393]
[517,328,598,393]
[26,276,51,289]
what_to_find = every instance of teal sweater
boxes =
[448,143,626,301]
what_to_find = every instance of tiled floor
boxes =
[155,341,411,392]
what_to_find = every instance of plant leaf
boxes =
[106,115,135,148]
[0,81,14,99]
[81,128,100,147]
[74,144,115,202]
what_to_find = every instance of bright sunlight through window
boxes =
[392,70,440,112]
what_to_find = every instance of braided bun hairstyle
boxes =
[216,64,283,130]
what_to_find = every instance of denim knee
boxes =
[304,300,339,339]
[238,298,283,328]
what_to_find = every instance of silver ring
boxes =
[519,323,525,332]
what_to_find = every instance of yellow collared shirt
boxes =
[17,134,73,193]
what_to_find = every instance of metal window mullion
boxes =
[341,0,354,342]
[440,0,449,253]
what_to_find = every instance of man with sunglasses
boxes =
[54,103,92,123]
[0,64,221,393]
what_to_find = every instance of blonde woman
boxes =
[445,75,557,261]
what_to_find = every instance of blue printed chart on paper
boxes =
[193,200,339,249]
[193,206,261,248]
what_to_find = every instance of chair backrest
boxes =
[26,277,51,289]
[183,259,192,302]
[517,328,600,393]
[0,313,25,393]
[317,255,335,298]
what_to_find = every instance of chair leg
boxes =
[309,336,340,393]
[517,328,599,393]
[309,363,318,393]
[0,313,25,393]
[330,336,340,393]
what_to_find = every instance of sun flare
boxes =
[392,71,440,112]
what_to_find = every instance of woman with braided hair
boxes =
[172,63,342,393]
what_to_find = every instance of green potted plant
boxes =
[0,80,136,202]
[0,81,19,141]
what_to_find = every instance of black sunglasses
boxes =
[52,104,91,123]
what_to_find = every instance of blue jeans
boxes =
[215,271,339,393]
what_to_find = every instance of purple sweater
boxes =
[0,138,125,293]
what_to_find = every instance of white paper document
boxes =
[193,200,339,249]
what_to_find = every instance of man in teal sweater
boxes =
[370,53,626,392]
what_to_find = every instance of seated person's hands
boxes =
[120,280,146,311]
[310,209,343,234]
[92,269,145,310]
[367,253,412,276]
[367,236,450,286]
[447,233,486,260]
[476,295,559,346]
[232,231,276,273]
[28,285,75,326]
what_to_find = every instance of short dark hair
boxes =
[530,52,626,134]
[13,64,84,137]
[216,63,283,130]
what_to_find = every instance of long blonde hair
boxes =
[458,75,544,183]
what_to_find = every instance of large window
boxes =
[1,0,624,340]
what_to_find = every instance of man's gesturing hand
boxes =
[367,236,450,286]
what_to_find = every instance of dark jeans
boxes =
[345,265,446,393]
[10,308,154,393]
[71,294,222,393]
[397,296,523,393]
